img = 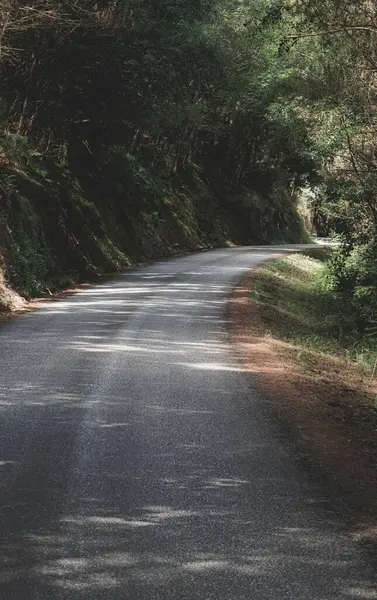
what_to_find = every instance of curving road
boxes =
[0,246,376,599]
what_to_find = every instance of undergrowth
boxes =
[0,133,310,301]
[250,253,377,373]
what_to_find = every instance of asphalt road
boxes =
[0,246,376,599]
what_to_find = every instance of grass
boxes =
[232,254,377,528]
[250,253,377,375]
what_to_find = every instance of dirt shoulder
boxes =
[229,261,377,546]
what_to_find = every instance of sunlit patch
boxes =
[89,422,130,429]
[54,573,119,591]
[149,405,213,416]
[46,557,90,573]
[346,588,377,599]
[181,557,265,576]
[173,361,247,372]
[140,274,175,280]
[99,553,138,567]
[67,341,186,354]
[183,559,230,572]
[139,505,231,524]
[61,516,156,528]
[204,477,250,489]
[141,506,198,521]
[78,286,158,295]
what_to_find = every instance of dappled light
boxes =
[0,0,375,589]
[173,361,248,373]
[1,500,377,598]
[0,247,376,598]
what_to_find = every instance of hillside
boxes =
[1,1,377,313]
[0,1,315,307]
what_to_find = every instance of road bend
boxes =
[0,246,376,599]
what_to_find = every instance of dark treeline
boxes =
[295,0,377,334]
[0,0,316,297]
[0,0,376,315]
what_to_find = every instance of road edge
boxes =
[228,259,377,552]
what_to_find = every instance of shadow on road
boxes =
[0,249,376,598]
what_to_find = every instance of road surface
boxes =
[0,246,376,599]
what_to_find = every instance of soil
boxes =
[229,267,377,547]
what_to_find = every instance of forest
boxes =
[0,0,376,329]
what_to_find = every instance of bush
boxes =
[324,243,377,332]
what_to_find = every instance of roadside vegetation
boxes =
[251,253,377,373]
[0,0,377,327]
[231,252,377,525]
[0,0,315,304]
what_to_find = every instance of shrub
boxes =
[324,243,377,333]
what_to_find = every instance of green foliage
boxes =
[324,244,377,332]
[0,188,57,297]
[0,0,338,296]
[253,253,377,370]
[251,254,349,353]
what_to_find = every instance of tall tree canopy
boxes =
[0,0,376,304]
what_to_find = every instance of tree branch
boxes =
[287,26,377,40]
